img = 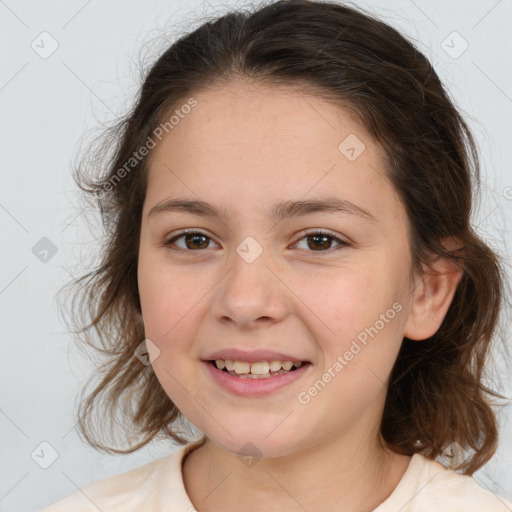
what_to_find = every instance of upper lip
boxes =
[204,348,309,364]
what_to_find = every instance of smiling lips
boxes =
[203,348,311,386]
[204,348,310,379]
[205,348,309,364]
[212,359,304,378]
[204,357,311,395]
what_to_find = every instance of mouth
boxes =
[207,359,311,379]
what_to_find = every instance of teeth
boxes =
[213,359,305,375]
[233,361,250,374]
[269,360,282,371]
[250,361,270,374]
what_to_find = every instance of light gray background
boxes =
[1,0,511,511]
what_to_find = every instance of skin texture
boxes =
[137,79,462,512]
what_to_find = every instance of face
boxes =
[137,79,417,459]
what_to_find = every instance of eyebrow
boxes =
[147,195,376,223]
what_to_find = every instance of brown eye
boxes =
[295,231,346,252]
[307,234,334,251]
[165,231,215,251]
[164,230,347,254]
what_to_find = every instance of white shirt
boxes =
[40,437,512,511]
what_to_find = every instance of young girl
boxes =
[43,0,512,510]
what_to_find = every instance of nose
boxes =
[210,244,289,330]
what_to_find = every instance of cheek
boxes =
[299,262,399,335]
[137,258,204,405]
[137,253,201,342]
[296,259,407,378]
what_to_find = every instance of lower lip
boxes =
[203,361,312,397]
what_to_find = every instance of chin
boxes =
[206,426,304,460]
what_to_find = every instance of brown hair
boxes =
[59,0,507,474]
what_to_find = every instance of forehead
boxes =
[165,79,373,151]
[144,80,403,225]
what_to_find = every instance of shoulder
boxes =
[376,453,512,512]
[39,438,205,512]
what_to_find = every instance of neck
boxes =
[182,424,411,512]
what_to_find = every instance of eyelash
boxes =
[163,229,349,255]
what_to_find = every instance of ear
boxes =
[404,240,463,341]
